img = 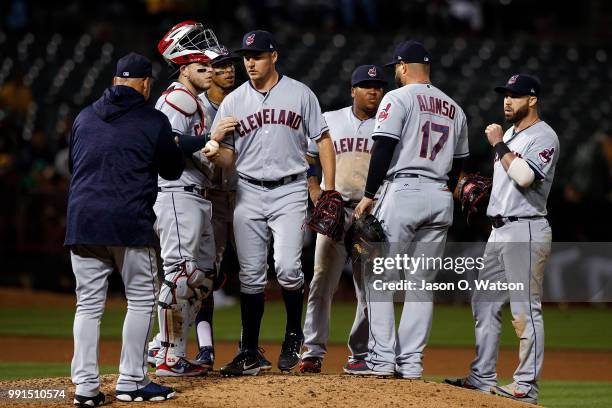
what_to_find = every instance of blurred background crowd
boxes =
[1,0,611,293]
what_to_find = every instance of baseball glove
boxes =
[305,190,345,241]
[457,173,492,225]
[350,213,387,259]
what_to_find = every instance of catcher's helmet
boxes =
[157,20,222,65]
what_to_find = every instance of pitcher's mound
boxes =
[0,373,538,407]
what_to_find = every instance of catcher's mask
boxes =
[158,21,224,76]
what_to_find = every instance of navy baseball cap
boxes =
[384,40,431,67]
[494,74,541,97]
[115,52,153,78]
[235,30,278,53]
[351,65,387,87]
[211,48,241,66]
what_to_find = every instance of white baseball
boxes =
[205,140,219,155]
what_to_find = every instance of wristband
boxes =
[494,142,511,159]
[307,164,317,178]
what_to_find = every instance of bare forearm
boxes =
[307,176,321,205]
[211,147,235,169]
[316,133,335,190]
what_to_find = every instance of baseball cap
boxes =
[211,49,241,66]
[384,40,431,67]
[234,30,278,53]
[494,74,541,97]
[351,65,387,87]
[115,52,153,78]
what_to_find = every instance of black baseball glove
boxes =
[457,173,493,225]
[349,213,387,259]
[306,190,345,241]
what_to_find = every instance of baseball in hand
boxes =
[204,140,219,155]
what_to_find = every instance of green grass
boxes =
[426,376,612,408]
[1,302,610,350]
[0,362,116,381]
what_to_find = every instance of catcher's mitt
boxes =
[350,213,387,259]
[457,173,492,225]
[306,190,345,241]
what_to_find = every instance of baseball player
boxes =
[446,74,558,405]
[192,50,271,371]
[209,30,337,376]
[351,40,469,378]
[146,21,224,377]
[67,53,181,405]
[299,65,387,373]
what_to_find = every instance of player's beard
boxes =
[505,103,529,124]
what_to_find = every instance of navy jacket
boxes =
[65,85,184,246]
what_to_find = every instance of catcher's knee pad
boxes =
[162,261,215,303]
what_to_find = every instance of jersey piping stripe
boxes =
[365,183,392,367]
[142,247,157,379]
[171,193,183,259]
[308,125,330,141]
[372,131,400,140]
[525,158,546,179]
[453,151,470,158]
[528,222,538,384]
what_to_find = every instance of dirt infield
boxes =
[1,289,610,407]
[1,336,611,382]
[0,373,538,408]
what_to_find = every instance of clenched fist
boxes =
[485,123,504,147]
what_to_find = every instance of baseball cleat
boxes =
[278,332,304,372]
[444,377,479,390]
[256,347,273,371]
[444,377,491,393]
[115,382,175,402]
[492,383,538,405]
[195,346,215,369]
[299,357,322,373]
[73,391,105,407]
[220,350,261,377]
[146,347,159,368]
[155,357,208,377]
[342,360,393,376]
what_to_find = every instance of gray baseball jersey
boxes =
[212,75,328,180]
[363,83,469,378]
[199,91,238,191]
[307,106,375,202]
[372,84,469,179]
[156,82,214,188]
[487,121,559,217]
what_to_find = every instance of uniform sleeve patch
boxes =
[377,102,391,122]
[538,147,555,164]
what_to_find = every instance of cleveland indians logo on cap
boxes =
[377,103,391,122]
[538,147,555,164]
[368,67,377,77]
[508,75,519,85]
[246,33,255,46]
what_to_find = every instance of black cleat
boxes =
[278,332,304,372]
[256,347,272,371]
[220,350,261,377]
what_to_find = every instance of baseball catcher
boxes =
[306,190,345,241]
[457,173,492,224]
